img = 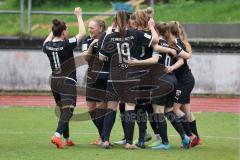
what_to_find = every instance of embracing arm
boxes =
[178,49,192,59]
[83,39,98,62]
[165,57,184,73]
[128,55,160,66]
[153,43,177,57]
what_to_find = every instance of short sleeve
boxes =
[136,30,153,47]
[98,34,112,61]
[81,37,90,52]
[42,42,47,53]
[175,38,185,56]
[152,51,162,57]
[98,32,107,49]
[66,37,78,50]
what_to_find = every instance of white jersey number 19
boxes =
[117,42,130,63]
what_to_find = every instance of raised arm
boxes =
[74,7,86,42]
[148,18,158,45]
[43,32,53,45]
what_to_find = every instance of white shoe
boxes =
[144,130,152,142]
[114,138,126,145]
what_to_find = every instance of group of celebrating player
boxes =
[43,7,202,150]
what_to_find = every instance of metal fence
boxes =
[1,0,154,35]
[27,0,116,34]
[0,0,24,33]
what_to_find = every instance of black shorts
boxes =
[151,73,177,107]
[51,76,77,107]
[174,72,195,104]
[86,77,108,102]
[106,78,141,103]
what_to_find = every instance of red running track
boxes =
[0,95,239,113]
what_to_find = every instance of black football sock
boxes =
[146,104,158,135]
[154,113,169,144]
[63,123,69,139]
[119,102,126,139]
[56,108,73,136]
[125,110,136,144]
[102,109,116,142]
[165,111,185,140]
[180,115,192,137]
[135,106,147,143]
[88,109,98,132]
[190,120,200,138]
[56,120,67,135]
[95,108,107,137]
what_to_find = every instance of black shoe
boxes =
[136,142,146,149]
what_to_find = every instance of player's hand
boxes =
[89,39,98,48]
[106,26,113,35]
[165,66,175,73]
[74,7,82,16]
[170,48,177,57]
[128,57,139,66]
[148,18,155,28]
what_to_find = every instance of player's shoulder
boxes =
[175,37,185,49]
[67,37,78,44]
[128,29,142,35]
[99,31,107,38]
[83,36,93,43]
[159,38,168,47]
[176,37,183,45]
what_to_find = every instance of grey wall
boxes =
[183,24,240,39]
[0,49,239,95]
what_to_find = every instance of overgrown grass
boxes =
[0,0,239,36]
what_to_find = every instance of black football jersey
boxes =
[175,38,191,78]
[43,37,78,79]
[99,29,153,71]
[157,38,176,67]
[84,32,110,81]
[139,31,154,60]
[81,36,94,52]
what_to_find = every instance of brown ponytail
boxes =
[168,21,192,53]
[116,11,129,38]
[52,19,66,37]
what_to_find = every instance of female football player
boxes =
[99,10,159,149]
[130,8,176,148]
[166,21,201,147]
[129,22,191,150]
[43,7,86,149]
[82,19,107,145]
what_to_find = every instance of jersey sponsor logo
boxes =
[69,37,77,43]
[144,33,152,39]
[82,43,88,51]
[175,90,182,97]
[46,46,64,51]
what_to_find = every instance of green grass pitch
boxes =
[0,107,239,160]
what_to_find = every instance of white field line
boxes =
[0,131,239,140]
